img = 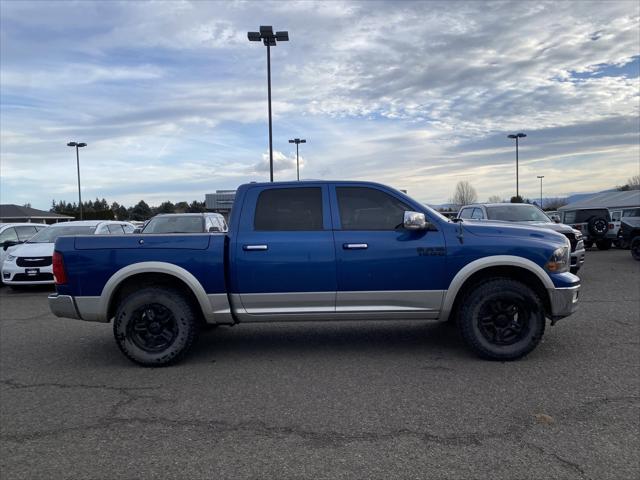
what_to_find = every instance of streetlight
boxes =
[67,142,87,220]
[248,25,289,182]
[537,175,544,209]
[288,138,306,181]
[507,132,526,199]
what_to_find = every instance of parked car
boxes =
[141,213,228,234]
[610,207,640,247]
[560,208,613,250]
[2,220,135,287]
[49,181,580,366]
[0,223,49,284]
[617,216,640,260]
[457,203,585,274]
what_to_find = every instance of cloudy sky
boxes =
[1,0,639,210]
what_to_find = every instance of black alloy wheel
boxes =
[128,303,178,353]
[477,298,530,346]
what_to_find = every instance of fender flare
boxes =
[98,262,213,322]
[440,255,553,322]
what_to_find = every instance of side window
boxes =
[15,226,38,241]
[459,208,472,219]
[470,208,483,219]
[563,211,576,224]
[0,228,18,243]
[254,187,323,231]
[107,225,125,234]
[336,187,410,231]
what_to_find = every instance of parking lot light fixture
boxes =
[67,141,87,220]
[507,133,526,199]
[288,138,306,181]
[248,25,289,182]
[537,175,544,209]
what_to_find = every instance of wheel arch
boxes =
[441,256,553,322]
[101,262,214,323]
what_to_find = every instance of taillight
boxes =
[608,223,614,229]
[52,251,68,284]
[573,224,581,230]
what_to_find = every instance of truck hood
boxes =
[9,242,54,257]
[519,221,574,234]
[462,220,567,244]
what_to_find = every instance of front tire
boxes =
[113,287,199,367]
[458,278,546,360]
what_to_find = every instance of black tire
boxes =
[587,217,608,237]
[584,240,593,249]
[631,237,640,261]
[595,239,612,250]
[458,278,546,360]
[113,286,199,367]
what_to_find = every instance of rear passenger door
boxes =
[233,185,336,316]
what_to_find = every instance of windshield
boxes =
[27,225,97,243]
[142,216,204,233]
[486,205,551,222]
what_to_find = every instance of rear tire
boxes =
[631,237,640,261]
[596,239,612,250]
[457,278,546,360]
[113,286,199,367]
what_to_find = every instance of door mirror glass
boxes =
[403,211,428,230]
[2,240,18,251]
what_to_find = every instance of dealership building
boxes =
[205,190,236,218]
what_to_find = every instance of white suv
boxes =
[2,220,134,287]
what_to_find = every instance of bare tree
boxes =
[617,174,640,191]
[452,181,478,206]
[487,195,503,203]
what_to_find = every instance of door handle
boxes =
[243,244,268,251]
[343,243,368,250]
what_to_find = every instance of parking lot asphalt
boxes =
[0,249,638,480]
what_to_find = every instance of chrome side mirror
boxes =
[403,211,428,230]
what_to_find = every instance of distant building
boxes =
[205,190,236,218]
[558,190,640,212]
[0,204,74,224]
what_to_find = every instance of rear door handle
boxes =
[343,243,368,250]
[243,244,268,251]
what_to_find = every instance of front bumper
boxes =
[570,247,586,270]
[547,284,580,322]
[2,262,54,285]
[48,294,81,320]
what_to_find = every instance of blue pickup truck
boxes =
[49,181,580,366]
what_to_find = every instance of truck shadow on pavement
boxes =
[185,320,469,364]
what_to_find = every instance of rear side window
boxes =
[470,208,483,219]
[254,188,323,231]
[15,226,38,241]
[107,224,125,234]
[336,187,409,230]
[563,211,576,223]
[459,208,473,219]
[575,209,610,222]
[623,208,640,217]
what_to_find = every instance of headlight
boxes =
[545,246,570,273]
[5,254,16,263]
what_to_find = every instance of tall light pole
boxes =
[288,138,306,181]
[537,175,544,209]
[248,25,289,182]
[507,133,526,199]
[67,141,87,220]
